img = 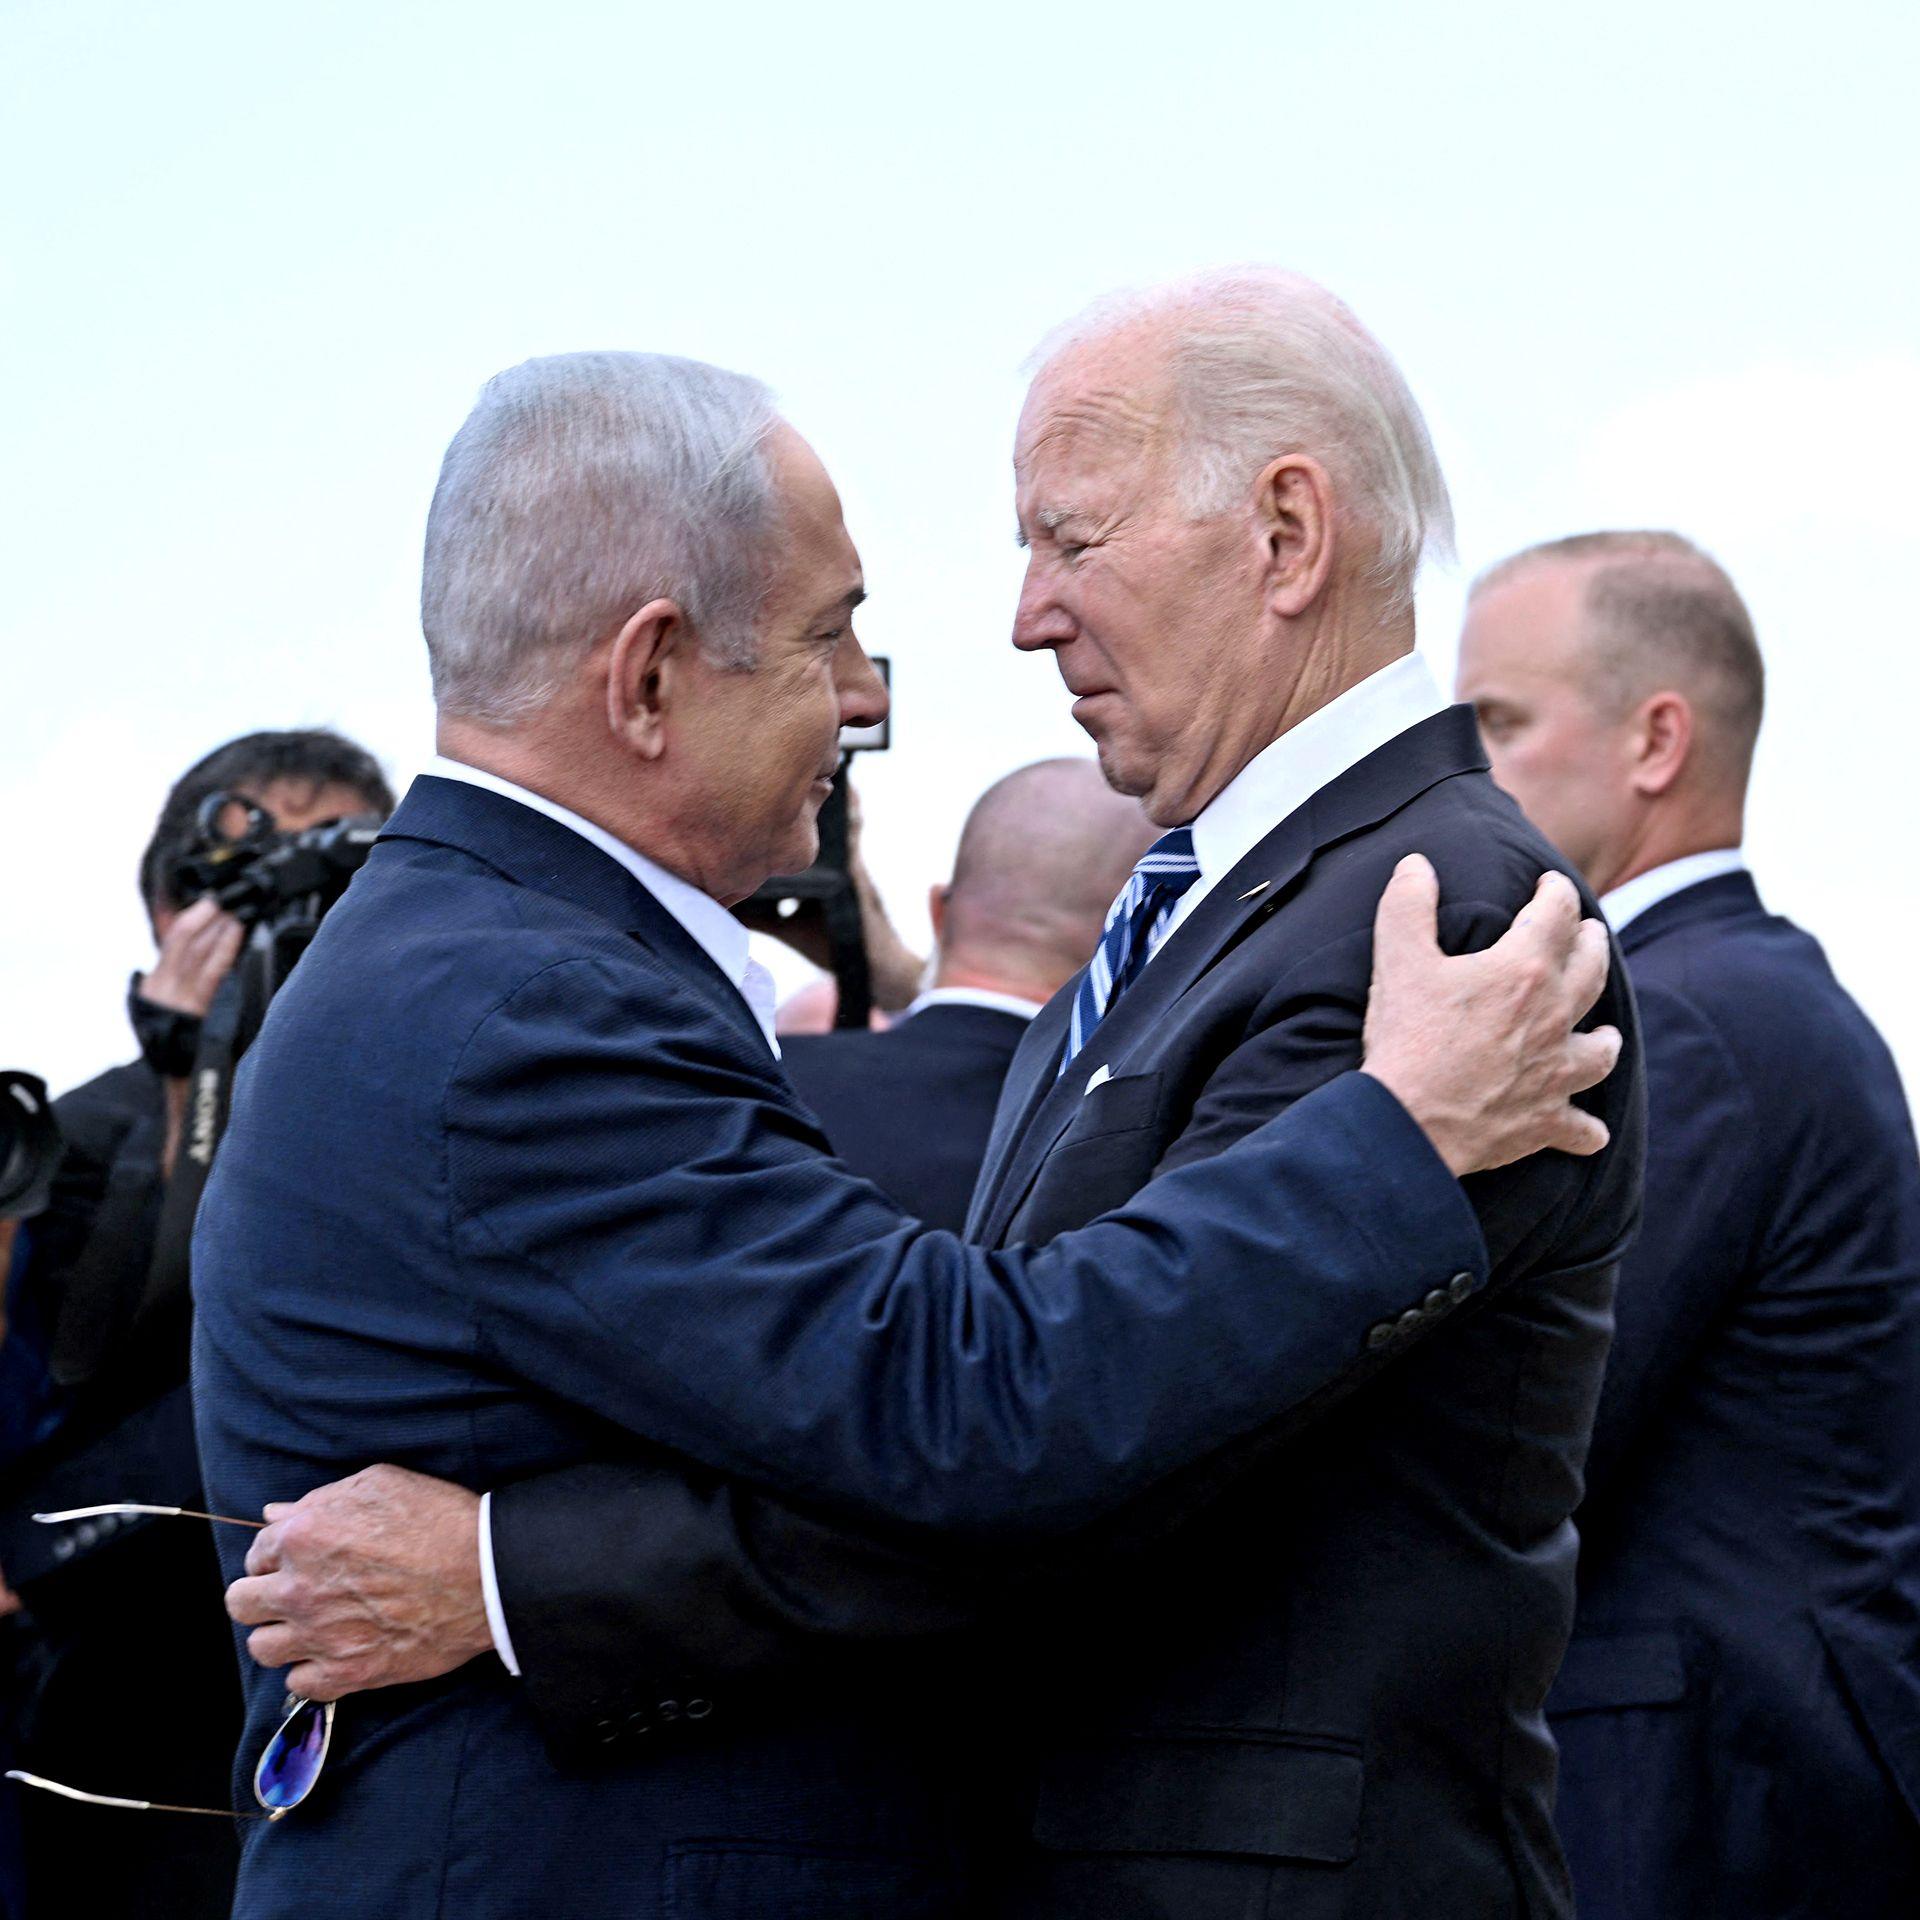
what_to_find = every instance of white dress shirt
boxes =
[1599,848,1746,932]
[900,985,1044,1022]
[1161,650,1449,944]
[418,755,779,1677]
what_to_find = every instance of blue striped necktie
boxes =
[1058,826,1202,1078]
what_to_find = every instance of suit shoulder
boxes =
[1371,768,1590,915]
[1632,910,1911,1119]
[245,846,745,1115]
[1244,768,1594,986]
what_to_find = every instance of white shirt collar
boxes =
[1600,849,1746,932]
[902,986,1045,1023]
[1164,651,1448,938]
[419,756,779,1056]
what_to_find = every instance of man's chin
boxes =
[1092,738,1152,802]
[774,819,821,877]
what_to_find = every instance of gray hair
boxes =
[422,352,782,722]
[1473,529,1765,773]
[1030,268,1455,613]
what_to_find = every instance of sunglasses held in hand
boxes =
[4,1503,334,1822]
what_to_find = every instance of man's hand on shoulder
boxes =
[1362,855,1621,1177]
[224,1463,492,1702]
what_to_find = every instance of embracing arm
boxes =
[447,865,1609,1539]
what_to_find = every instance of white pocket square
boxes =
[1084,1063,1113,1094]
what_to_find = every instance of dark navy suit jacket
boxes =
[188,774,1491,1920]
[780,1001,1031,1231]
[486,708,1647,1920]
[1547,872,1920,1918]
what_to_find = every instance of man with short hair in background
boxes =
[783,758,1154,1228]
[1458,530,1920,1917]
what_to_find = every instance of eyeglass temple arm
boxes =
[31,1503,266,1530]
[4,1770,265,1819]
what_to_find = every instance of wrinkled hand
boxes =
[1362,856,1621,1177]
[140,897,246,1022]
[224,1464,492,1702]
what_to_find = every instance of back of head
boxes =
[1477,530,1765,790]
[1031,267,1454,615]
[422,352,781,723]
[940,759,1158,1000]
[139,728,395,917]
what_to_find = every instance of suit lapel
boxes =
[974,705,1490,1247]
[965,989,1074,1241]
[974,810,1319,1247]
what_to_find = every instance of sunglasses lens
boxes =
[254,1700,329,1812]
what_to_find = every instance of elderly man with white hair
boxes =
[183,287,1637,1920]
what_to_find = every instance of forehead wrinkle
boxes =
[1026,385,1169,468]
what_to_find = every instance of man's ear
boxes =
[927,882,950,944]
[606,599,690,759]
[1630,690,1695,796]
[1253,454,1337,619]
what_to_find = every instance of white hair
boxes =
[1031,268,1455,611]
[422,351,782,722]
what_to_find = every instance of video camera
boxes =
[170,791,382,930]
[141,793,388,1292]
[741,657,891,1028]
[166,790,384,1017]
[0,1071,60,1220]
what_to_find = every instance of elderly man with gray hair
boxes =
[189,278,1636,1920]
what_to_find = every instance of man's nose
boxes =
[1011,565,1075,653]
[835,634,890,729]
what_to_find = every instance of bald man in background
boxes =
[782,760,1155,1227]
[1458,531,1920,1919]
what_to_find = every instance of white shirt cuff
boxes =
[477,1490,521,1677]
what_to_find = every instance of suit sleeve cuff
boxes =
[477,1489,522,1677]
[1341,1069,1489,1282]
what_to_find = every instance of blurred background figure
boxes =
[1457,532,1920,1918]
[0,729,392,1920]
[750,773,919,1037]
[774,976,889,1037]
[782,758,1155,1228]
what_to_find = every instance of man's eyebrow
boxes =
[813,584,866,622]
[1014,504,1086,549]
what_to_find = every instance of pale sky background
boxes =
[4,0,1917,1110]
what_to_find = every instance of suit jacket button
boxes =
[595,1719,620,1744]
[1424,1288,1450,1314]
[1449,1271,1476,1303]
[1366,1321,1394,1351]
[625,1711,652,1733]
[1396,1308,1424,1336]
[686,1699,713,1720]
[656,1700,681,1723]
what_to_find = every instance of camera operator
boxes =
[2,729,391,1920]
